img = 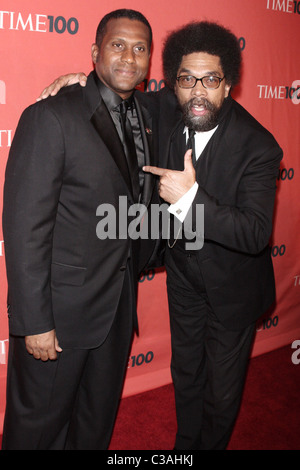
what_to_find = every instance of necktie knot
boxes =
[119,100,128,116]
[119,98,134,118]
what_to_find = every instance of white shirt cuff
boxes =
[168,182,199,222]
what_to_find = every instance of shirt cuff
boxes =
[168,182,199,223]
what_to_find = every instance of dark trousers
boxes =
[2,268,133,450]
[165,247,255,450]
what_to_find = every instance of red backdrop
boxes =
[1,0,300,432]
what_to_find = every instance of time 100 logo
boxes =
[48,15,79,34]
[0,12,79,34]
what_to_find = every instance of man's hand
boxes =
[37,72,87,101]
[143,150,196,204]
[25,329,62,361]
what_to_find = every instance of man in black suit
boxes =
[2,9,157,450]
[33,20,283,450]
[144,22,283,449]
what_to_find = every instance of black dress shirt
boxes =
[94,73,145,194]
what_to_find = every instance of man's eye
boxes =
[182,76,193,82]
[207,76,218,84]
[134,45,146,54]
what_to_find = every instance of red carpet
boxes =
[109,344,300,450]
[1,344,299,450]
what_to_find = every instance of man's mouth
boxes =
[188,98,213,117]
[182,97,221,132]
[115,68,136,77]
[191,103,208,116]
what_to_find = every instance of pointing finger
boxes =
[143,165,168,176]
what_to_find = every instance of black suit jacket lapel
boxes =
[90,101,133,197]
[84,73,133,197]
[134,96,155,207]
[195,100,233,189]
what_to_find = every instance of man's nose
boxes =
[121,48,135,63]
[191,80,207,96]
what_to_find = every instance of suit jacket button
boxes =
[120,265,126,271]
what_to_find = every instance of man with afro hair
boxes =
[144,21,282,450]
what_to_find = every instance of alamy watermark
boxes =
[95,196,204,251]
[291,340,300,365]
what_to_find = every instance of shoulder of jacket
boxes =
[228,99,280,147]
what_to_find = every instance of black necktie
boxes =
[186,129,197,167]
[119,100,140,202]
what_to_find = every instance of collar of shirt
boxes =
[183,126,218,161]
[94,73,135,113]
[93,72,138,140]
[94,74,122,111]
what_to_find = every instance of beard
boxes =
[182,97,223,132]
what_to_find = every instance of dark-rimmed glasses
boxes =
[176,75,226,89]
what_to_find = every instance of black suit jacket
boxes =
[150,87,283,330]
[2,72,157,348]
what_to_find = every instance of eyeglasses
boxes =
[176,75,226,89]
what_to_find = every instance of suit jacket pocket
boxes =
[51,262,87,286]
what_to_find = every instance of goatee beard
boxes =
[182,97,222,132]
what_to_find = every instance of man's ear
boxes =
[225,82,231,98]
[91,43,99,64]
